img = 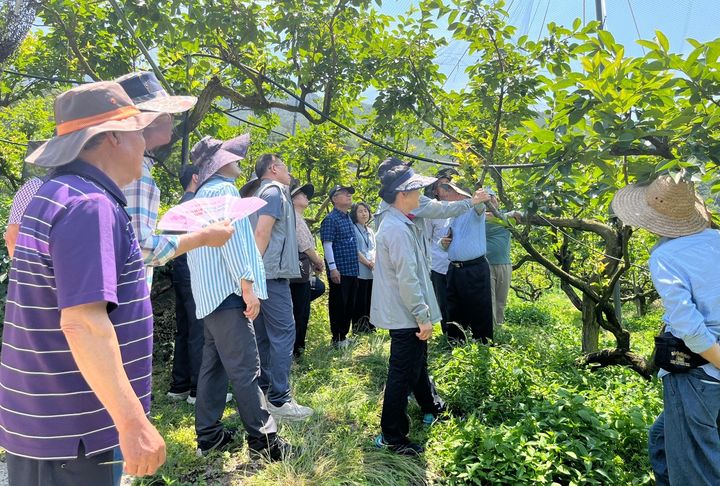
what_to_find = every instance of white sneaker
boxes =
[167,390,190,401]
[337,338,353,349]
[266,398,314,421]
[187,393,233,406]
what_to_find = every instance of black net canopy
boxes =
[0,0,38,64]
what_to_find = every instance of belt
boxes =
[450,256,486,269]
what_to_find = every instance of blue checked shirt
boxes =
[123,157,179,287]
[186,176,268,319]
[320,207,359,276]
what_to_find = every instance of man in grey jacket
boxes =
[374,158,486,264]
[371,164,446,456]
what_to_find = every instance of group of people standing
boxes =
[1,68,717,486]
[0,73,305,485]
[368,157,525,454]
[0,67,528,486]
[0,70,524,484]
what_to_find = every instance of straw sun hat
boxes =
[611,175,709,238]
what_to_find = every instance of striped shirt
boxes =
[7,177,43,225]
[187,176,268,319]
[123,157,179,287]
[428,218,451,275]
[0,160,153,460]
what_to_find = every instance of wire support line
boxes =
[187,53,466,167]
[212,106,289,139]
[679,0,694,55]
[626,0,645,55]
[3,61,543,171]
[442,45,470,89]
[526,0,544,37]
[0,138,29,147]
[1,69,85,85]
[537,0,551,41]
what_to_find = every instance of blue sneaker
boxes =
[422,414,435,426]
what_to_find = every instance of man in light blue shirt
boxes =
[612,175,717,486]
[437,182,492,343]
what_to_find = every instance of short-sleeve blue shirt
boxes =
[320,208,359,276]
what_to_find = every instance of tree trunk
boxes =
[635,294,647,317]
[581,294,599,353]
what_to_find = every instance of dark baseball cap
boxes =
[377,157,413,179]
[329,184,355,198]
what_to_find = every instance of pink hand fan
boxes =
[158,195,267,232]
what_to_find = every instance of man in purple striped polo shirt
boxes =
[0,82,196,485]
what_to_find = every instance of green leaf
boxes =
[656,30,669,52]
[597,30,615,49]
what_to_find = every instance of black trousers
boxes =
[328,275,358,342]
[196,305,277,450]
[351,278,375,333]
[291,277,326,356]
[430,270,449,334]
[446,257,493,343]
[170,258,205,395]
[290,281,311,355]
[7,442,118,486]
[381,328,445,445]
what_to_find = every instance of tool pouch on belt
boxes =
[654,332,709,373]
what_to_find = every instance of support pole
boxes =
[595,0,606,28]
[108,0,174,94]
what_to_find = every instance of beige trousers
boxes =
[489,263,512,325]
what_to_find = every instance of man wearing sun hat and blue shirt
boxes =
[612,176,719,486]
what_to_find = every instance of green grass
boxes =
[135,291,663,485]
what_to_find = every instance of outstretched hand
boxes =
[201,220,235,247]
[471,188,491,206]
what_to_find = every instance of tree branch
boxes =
[524,214,617,244]
[577,349,652,380]
[511,227,601,301]
[43,6,101,81]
